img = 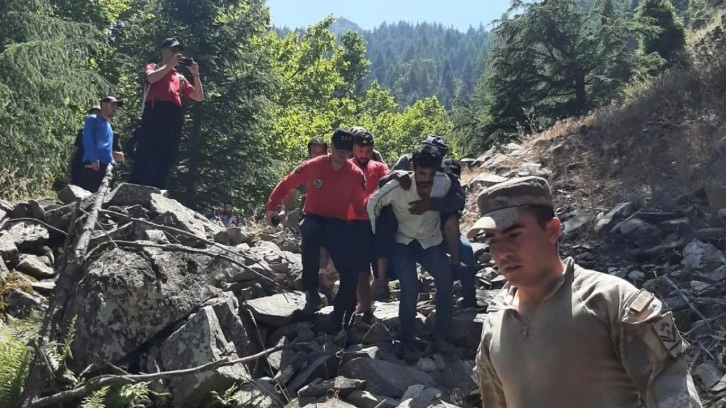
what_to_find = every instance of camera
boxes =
[179,56,194,67]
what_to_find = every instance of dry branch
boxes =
[26,345,286,408]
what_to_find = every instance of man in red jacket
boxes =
[348,127,389,324]
[266,129,368,332]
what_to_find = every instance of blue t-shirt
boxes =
[81,114,115,165]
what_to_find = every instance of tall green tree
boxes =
[0,0,107,199]
[638,0,687,66]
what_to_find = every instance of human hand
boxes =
[172,53,183,67]
[90,162,100,172]
[189,61,199,76]
[265,210,278,227]
[408,197,432,214]
[113,151,125,163]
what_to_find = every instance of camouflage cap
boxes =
[467,176,553,239]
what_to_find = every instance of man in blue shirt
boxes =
[76,96,122,192]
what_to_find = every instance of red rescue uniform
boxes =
[348,160,388,220]
[144,63,195,107]
[267,155,368,220]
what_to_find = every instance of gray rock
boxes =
[6,289,46,319]
[17,254,54,279]
[595,202,634,233]
[415,358,438,373]
[440,360,478,397]
[298,376,366,400]
[610,218,662,248]
[711,373,726,393]
[517,162,551,177]
[142,229,169,244]
[398,386,452,408]
[31,280,56,296]
[660,217,694,235]
[691,281,711,292]
[345,390,398,408]
[0,257,8,282]
[627,270,645,282]
[44,203,76,233]
[302,398,357,408]
[160,305,250,407]
[61,247,226,371]
[10,202,32,219]
[0,199,12,217]
[465,173,508,191]
[285,354,338,394]
[6,221,49,252]
[694,361,722,389]
[0,231,20,267]
[231,381,279,408]
[57,184,92,204]
[150,194,223,246]
[561,210,595,237]
[225,227,255,246]
[105,183,163,208]
[243,291,307,327]
[682,240,726,270]
[339,358,435,398]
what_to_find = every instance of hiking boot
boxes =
[359,311,374,327]
[291,291,323,322]
[395,337,427,363]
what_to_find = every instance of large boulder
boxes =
[149,194,223,246]
[5,221,49,252]
[339,358,435,398]
[104,183,163,208]
[595,202,635,233]
[610,218,662,248]
[242,291,307,327]
[44,203,77,234]
[5,288,47,319]
[160,304,251,407]
[16,254,54,279]
[60,247,227,370]
[57,185,92,205]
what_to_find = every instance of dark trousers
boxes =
[300,215,356,329]
[352,220,377,276]
[440,212,477,304]
[75,163,109,193]
[130,101,183,189]
[374,206,398,279]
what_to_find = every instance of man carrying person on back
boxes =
[367,144,454,359]
[266,129,368,333]
[472,176,702,407]
[75,96,123,193]
[348,126,389,324]
[130,37,204,189]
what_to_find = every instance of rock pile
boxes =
[1,183,494,407]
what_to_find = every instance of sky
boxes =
[267,0,511,32]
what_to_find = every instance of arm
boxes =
[145,62,176,84]
[184,62,204,102]
[282,189,298,211]
[476,319,507,408]
[81,117,99,165]
[378,169,408,189]
[392,154,411,171]
[431,173,465,213]
[366,180,400,232]
[617,291,702,407]
[266,165,309,212]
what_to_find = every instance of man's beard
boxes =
[355,158,370,167]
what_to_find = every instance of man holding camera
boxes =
[130,37,204,189]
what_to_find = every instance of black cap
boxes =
[160,38,184,51]
[331,128,354,152]
[350,126,374,147]
[100,96,124,107]
[422,135,449,156]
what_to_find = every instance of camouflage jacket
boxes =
[475,258,702,408]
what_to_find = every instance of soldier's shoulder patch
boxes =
[652,311,684,357]
[629,289,655,313]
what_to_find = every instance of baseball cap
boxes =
[87,104,101,114]
[467,176,553,239]
[422,135,449,156]
[100,96,124,107]
[160,38,184,51]
[332,128,354,151]
[350,126,374,146]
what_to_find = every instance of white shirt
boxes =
[367,172,451,249]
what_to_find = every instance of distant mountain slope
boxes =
[274,18,491,108]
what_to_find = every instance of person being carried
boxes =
[75,96,123,193]
[367,144,454,359]
[266,129,368,333]
[347,126,389,325]
[66,104,124,187]
[130,37,204,189]
[471,176,702,408]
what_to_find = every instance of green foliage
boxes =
[638,0,688,65]
[0,317,41,408]
[81,386,111,408]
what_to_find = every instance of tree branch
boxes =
[26,345,287,408]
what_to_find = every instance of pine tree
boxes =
[638,0,687,66]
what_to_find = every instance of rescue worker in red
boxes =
[130,37,204,189]
[265,128,368,333]
[348,127,389,324]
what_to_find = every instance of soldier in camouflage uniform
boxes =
[469,176,702,408]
